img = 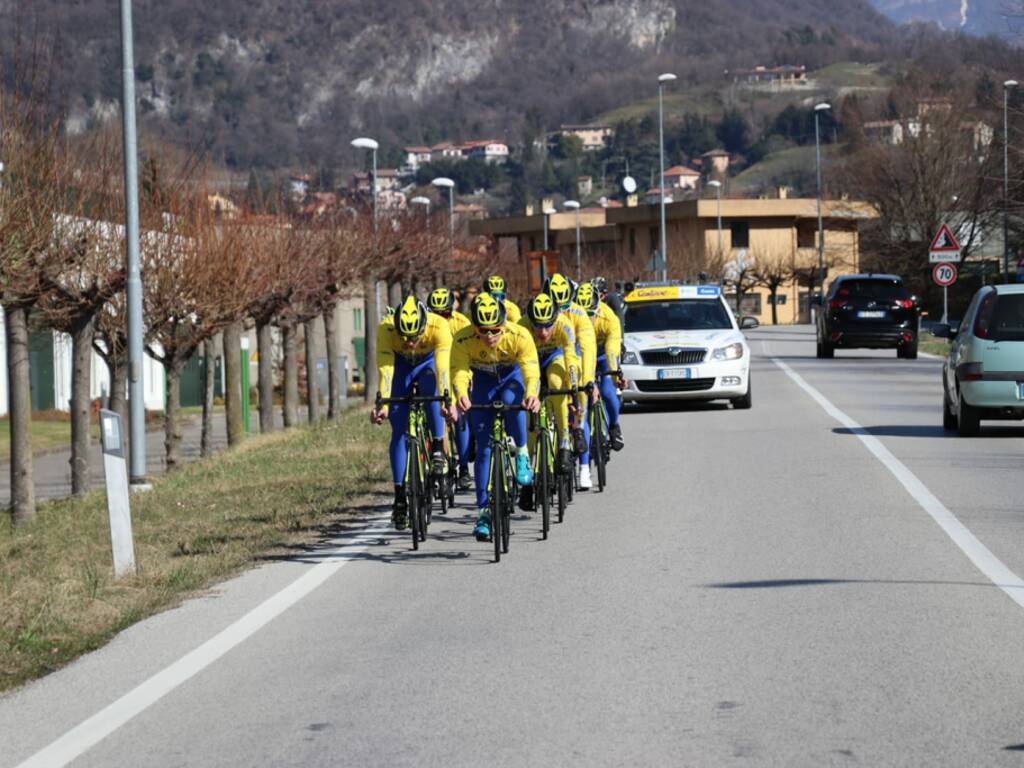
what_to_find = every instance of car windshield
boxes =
[977,293,1024,341]
[836,279,909,300]
[625,300,732,332]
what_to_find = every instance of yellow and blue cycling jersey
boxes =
[376,312,452,403]
[592,301,622,372]
[503,299,522,324]
[562,302,597,385]
[431,309,471,336]
[451,322,540,400]
[518,314,579,384]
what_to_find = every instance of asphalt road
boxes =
[5,325,1024,766]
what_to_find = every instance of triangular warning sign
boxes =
[929,223,961,253]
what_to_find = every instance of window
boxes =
[629,229,636,256]
[625,300,732,332]
[739,293,761,316]
[797,221,816,248]
[730,221,749,249]
[353,308,362,332]
[767,294,787,305]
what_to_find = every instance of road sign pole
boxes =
[943,286,948,325]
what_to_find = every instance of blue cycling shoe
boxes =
[515,453,534,486]
[473,514,491,542]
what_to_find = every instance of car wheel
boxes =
[817,337,834,359]
[898,341,918,360]
[731,379,752,410]
[942,388,957,431]
[958,388,981,437]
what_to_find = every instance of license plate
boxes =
[658,368,692,380]
[857,310,886,319]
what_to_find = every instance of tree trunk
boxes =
[362,275,378,401]
[323,304,341,422]
[107,355,128,433]
[164,358,184,471]
[5,305,35,525]
[201,339,215,458]
[282,322,298,427]
[222,323,244,445]
[257,321,275,433]
[388,279,403,309]
[303,318,319,423]
[770,287,779,325]
[69,316,95,496]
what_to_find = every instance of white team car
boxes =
[618,284,757,408]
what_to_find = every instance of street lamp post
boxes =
[564,200,581,280]
[814,103,831,302]
[410,195,431,215]
[657,73,676,282]
[1005,80,1018,280]
[431,177,455,265]
[707,180,723,259]
[351,137,380,400]
[120,0,147,487]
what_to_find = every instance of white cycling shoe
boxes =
[579,465,593,491]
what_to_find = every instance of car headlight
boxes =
[712,343,744,361]
[621,350,640,365]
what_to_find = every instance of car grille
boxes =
[640,348,706,366]
[635,378,716,393]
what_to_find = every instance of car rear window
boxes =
[836,279,909,300]
[975,293,1024,341]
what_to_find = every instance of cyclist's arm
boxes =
[559,320,580,387]
[375,322,396,402]
[517,334,541,399]
[604,312,622,372]
[432,321,454,406]
[576,311,597,386]
[451,340,472,401]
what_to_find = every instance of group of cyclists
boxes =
[371,272,627,545]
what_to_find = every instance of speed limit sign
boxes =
[932,262,958,287]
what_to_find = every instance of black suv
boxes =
[816,274,919,359]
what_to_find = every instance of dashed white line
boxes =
[771,356,1024,609]
[13,520,388,768]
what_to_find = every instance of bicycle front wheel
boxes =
[538,427,550,540]
[591,408,607,493]
[490,446,504,563]
[407,443,421,551]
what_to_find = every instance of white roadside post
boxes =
[929,224,963,324]
[100,409,136,578]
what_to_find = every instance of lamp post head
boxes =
[563,200,580,210]
[814,103,831,113]
[350,137,379,150]
[658,73,677,85]
[707,180,721,188]
[1006,80,1019,89]
[410,196,431,206]
[542,207,557,216]
[431,177,455,189]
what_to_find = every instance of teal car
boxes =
[932,284,1024,436]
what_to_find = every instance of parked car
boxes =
[816,274,920,359]
[932,284,1024,436]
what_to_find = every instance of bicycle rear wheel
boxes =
[557,470,567,523]
[591,408,607,493]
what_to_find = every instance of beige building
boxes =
[470,197,877,325]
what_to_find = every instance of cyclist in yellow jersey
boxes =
[371,295,452,530]
[544,272,598,490]
[517,293,579,509]
[576,281,625,451]
[451,293,540,540]
[428,287,472,489]
[486,274,522,323]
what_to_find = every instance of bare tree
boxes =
[753,247,792,325]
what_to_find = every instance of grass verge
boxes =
[919,336,950,358]
[0,406,388,693]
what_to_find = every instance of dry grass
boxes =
[919,335,951,358]
[0,406,388,692]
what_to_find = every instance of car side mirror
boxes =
[930,324,952,339]
[740,316,760,330]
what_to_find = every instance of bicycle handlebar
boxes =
[376,390,450,408]
[468,402,530,413]
[540,386,579,397]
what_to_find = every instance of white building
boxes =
[462,140,509,164]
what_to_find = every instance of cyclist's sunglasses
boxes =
[476,326,503,336]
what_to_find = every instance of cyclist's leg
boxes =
[468,370,500,533]
[387,357,415,526]
[455,413,471,483]
[411,355,446,473]
[546,357,574,474]
[597,355,623,449]
[498,367,532,486]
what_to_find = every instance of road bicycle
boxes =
[376,388,449,550]
[469,401,527,563]
[533,386,577,537]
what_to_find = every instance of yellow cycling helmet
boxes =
[396,295,428,338]
[428,287,455,313]
[545,273,573,309]
[527,292,559,328]
[486,275,507,298]
[471,292,507,328]
[574,282,599,317]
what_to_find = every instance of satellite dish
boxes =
[622,176,637,194]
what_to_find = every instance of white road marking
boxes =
[771,356,1024,608]
[13,520,388,768]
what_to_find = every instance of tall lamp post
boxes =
[431,177,455,264]
[707,180,723,259]
[1005,80,1018,280]
[657,73,677,282]
[564,200,581,280]
[351,137,380,400]
[813,103,831,300]
[410,195,431,214]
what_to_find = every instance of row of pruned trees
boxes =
[2,87,494,526]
